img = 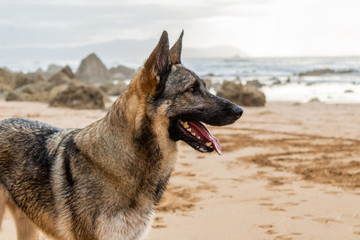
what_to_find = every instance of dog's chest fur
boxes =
[95,207,153,240]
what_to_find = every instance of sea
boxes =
[183,56,360,104]
[2,56,360,104]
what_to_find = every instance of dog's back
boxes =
[0,118,64,239]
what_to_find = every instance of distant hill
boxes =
[0,39,247,68]
[0,39,156,65]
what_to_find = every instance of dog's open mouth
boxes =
[177,119,222,155]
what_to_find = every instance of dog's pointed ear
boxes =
[144,31,170,80]
[169,30,184,64]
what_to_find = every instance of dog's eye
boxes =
[187,87,195,93]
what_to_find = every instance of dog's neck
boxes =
[73,72,177,206]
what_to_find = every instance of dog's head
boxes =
[137,31,243,155]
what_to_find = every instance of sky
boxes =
[0,0,359,57]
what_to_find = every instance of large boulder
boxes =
[49,83,106,109]
[217,80,266,107]
[76,53,109,83]
[108,65,135,80]
[0,68,36,90]
[240,85,266,106]
[217,81,243,103]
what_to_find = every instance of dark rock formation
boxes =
[217,80,266,107]
[49,83,105,109]
[246,79,263,88]
[299,68,356,76]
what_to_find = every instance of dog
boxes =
[0,31,243,240]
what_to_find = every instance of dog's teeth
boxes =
[183,122,189,128]
[206,142,212,147]
[197,136,201,139]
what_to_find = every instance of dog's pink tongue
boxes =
[188,121,222,155]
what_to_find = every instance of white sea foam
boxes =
[262,83,360,104]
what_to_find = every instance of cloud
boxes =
[1,0,358,57]
[0,0,270,48]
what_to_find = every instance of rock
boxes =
[216,80,266,107]
[76,53,109,83]
[26,71,47,82]
[6,82,54,102]
[0,68,14,91]
[285,77,291,83]
[299,68,335,76]
[108,65,135,80]
[14,73,36,89]
[298,68,356,76]
[270,77,281,85]
[49,83,106,109]
[6,66,85,103]
[46,64,63,75]
[217,81,243,104]
[5,91,24,101]
[246,79,263,88]
[48,66,76,86]
[99,81,127,96]
[241,85,266,106]
[344,89,354,93]
[0,68,36,90]
[308,97,320,103]
[60,65,75,79]
[204,73,215,77]
[337,69,356,74]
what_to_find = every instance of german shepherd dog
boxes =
[0,31,243,240]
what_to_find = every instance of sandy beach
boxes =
[0,100,360,240]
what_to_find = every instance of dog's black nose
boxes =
[231,105,243,118]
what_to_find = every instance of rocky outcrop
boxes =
[48,65,76,85]
[217,80,266,107]
[299,68,356,76]
[108,65,135,80]
[0,68,37,91]
[76,53,109,83]
[6,66,107,109]
[49,83,105,109]
[246,79,263,88]
[0,68,14,92]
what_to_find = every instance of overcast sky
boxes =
[0,0,359,57]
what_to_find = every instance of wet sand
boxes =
[0,101,360,240]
